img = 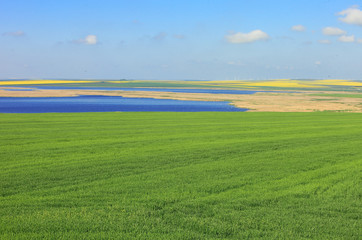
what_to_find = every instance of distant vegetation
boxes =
[1,78,362,91]
[310,93,362,98]
[1,112,361,239]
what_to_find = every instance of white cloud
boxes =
[291,25,306,32]
[225,30,269,44]
[73,35,98,45]
[2,31,25,37]
[322,27,346,36]
[338,35,355,42]
[84,35,97,44]
[318,39,331,44]
[357,38,362,44]
[315,61,321,65]
[338,6,362,26]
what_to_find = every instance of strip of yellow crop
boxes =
[0,80,96,85]
[169,80,320,88]
[242,81,320,88]
[202,79,362,88]
[313,80,362,86]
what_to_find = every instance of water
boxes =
[0,95,247,113]
[33,86,259,95]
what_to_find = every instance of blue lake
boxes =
[33,86,259,95]
[0,95,247,113]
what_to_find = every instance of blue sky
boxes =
[1,0,362,80]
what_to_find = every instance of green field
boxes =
[310,93,362,98]
[1,112,361,239]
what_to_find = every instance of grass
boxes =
[311,98,339,101]
[0,112,361,239]
[310,93,362,98]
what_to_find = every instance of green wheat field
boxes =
[1,112,361,239]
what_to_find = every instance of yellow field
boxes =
[313,79,362,86]
[184,79,362,88]
[239,80,319,88]
[1,79,361,89]
[168,79,319,88]
[0,80,96,85]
